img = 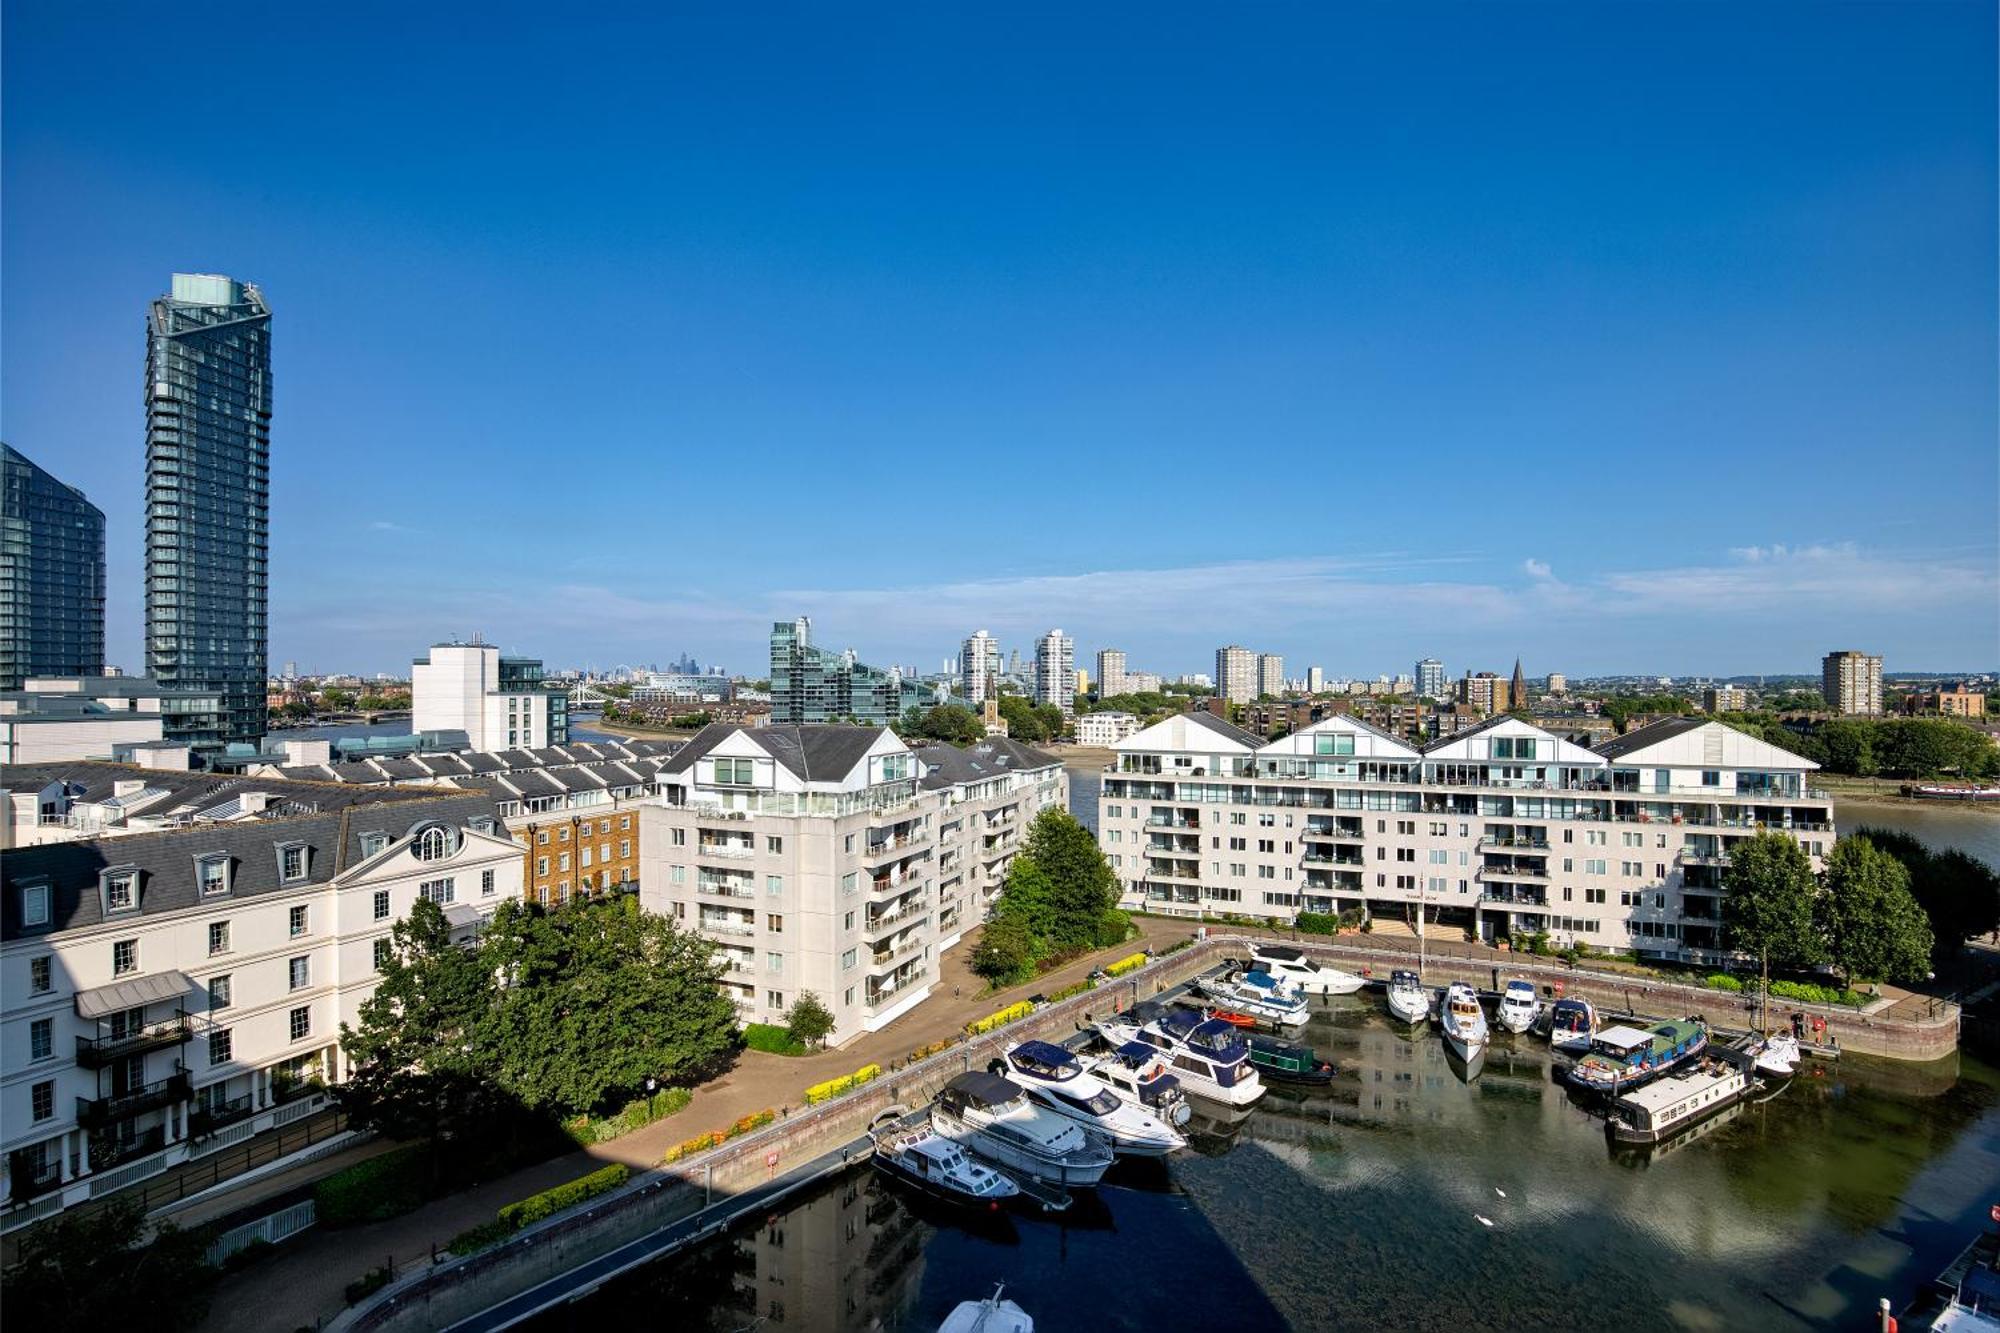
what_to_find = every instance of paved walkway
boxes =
[197,918,1195,1333]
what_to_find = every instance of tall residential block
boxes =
[1821,651,1883,717]
[770,618,901,725]
[960,630,1001,704]
[1216,645,1257,703]
[1256,653,1284,699]
[1096,648,1128,698]
[145,273,272,753]
[1034,628,1075,715]
[411,639,569,751]
[1415,658,1446,700]
[0,444,106,690]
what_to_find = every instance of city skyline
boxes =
[4,4,1994,677]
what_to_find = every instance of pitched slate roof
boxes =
[1183,711,1266,749]
[663,724,892,784]
[912,737,1062,789]
[1593,716,1711,760]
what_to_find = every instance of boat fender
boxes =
[1361,966,1371,978]
[1553,981,1565,998]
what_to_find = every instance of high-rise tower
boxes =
[145,273,272,753]
[0,443,106,690]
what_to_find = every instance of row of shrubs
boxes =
[905,1037,956,1064]
[1701,973,1867,1006]
[316,1143,429,1228]
[804,1063,881,1106]
[447,1164,633,1257]
[1046,977,1097,1003]
[744,1022,807,1056]
[1103,952,1149,977]
[662,1107,778,1163]
[563,1088,692,1146]
[966,1000,1034,1036]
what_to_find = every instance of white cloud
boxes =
[1523,558,1554,580]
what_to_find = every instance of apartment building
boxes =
[1704,685,1750,713]
[1459,671,1512,716]
[1914,687,1986,719]
[1076,711,1142,747]
[1033,630,1075,716]
[960,631,1001,706]
[411,641,569,751]
[0,676,165,766]
[1215,646,1257,704]
[512,806,643,906]
[1096,712,1832,964]
[1096,649,1128,699]
[1256,654,1285,700]
[1822,650,1883,717]
[0,780,520,1222]
[638,726,1063,1044]
[769,618,901,725]
[1415,659,1446,700]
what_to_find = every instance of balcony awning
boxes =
[442,903,483,928]
[75,969,194,1019]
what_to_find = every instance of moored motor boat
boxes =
[1084,1040,1193,1126]
[997,1040,1186,1156]
[1097,1007,1265,1106]
[1568,1019,1708,1096]
[1385,968,1430,1026]
[1199,969,1309,1027]
[1497,979,1541,1035]
[1440,981,1489,1060]
[1751,1032,1801,1078]
[872,1118,1020,1208]
[1606,1050,1758,1145]
[938,1284,1034,1333]
[1249,943,1367,996]
[1244,1032,1336,1086]
[931,1071,1115,1186]
[1548,995,1598,1054]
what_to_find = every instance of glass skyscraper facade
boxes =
[145,273,273,753]
[0,443,106,690]
[769,617,901,725]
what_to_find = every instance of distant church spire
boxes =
[1510,658,1528,712]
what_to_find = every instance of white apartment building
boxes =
[1822,650,1883,717]
[1416,659,1446,700]
[1306,666,1324,694]
[1033,630,1075,716]
[1546,672,1568,695]
[960,631,1001,705]
[411,640,568,751]
[639,726,1064,1045]
[1096,649,1128,699]
[1075,711,1142,747]
[1257,654,1284,700]
[1096,713,1832,964]
[0,777,522,1224]
[0,677,167,766]
[1215,647,1257,704]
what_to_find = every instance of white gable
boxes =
[1606,721,1819,773]
[1257,714,1421,762]
[1113,713,1259,756]
[1425,717,1604,768]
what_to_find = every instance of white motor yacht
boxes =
[872,1119,1021,1207]
[1497,979,1541,1034]
[1096,1006,1265,1107]
[930,1071,1115,1186]
[1752,1032,1801,1078]
[1081,1039,1193,1127]
[1548,995,1598,1055]
[998,1041,1186,1156]
[1385,968,1430,1026]
[1201,969,1308,1026]
[939,1285,1034,1333]
[1440,982,1490,1060]
[1248,943,1366,996]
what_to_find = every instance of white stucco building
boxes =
[411,640,568,752]
[1076,711,1143,747]
[0,677,166,766]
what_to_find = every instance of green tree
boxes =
[482,897,739,1117]
[900,703,984,745]
[6,1198,219,1330]
[784,991,836,1051]
[320,687,357,711]
[996,694,1048,741]
[1814,718,1878,776]
[1019,808,1122,954]
[971,914,1036,986]
[1855,826,2000,956]
[1821,836,1932,985]
[1721,831,1826,974]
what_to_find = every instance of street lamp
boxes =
[646,1076,658,1118]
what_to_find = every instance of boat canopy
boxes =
[1008,1041,1081,1079]
[1591,1025,1656,1053]
[942,1070,1024,1108]
[1390,969,1422,986]
[1254,944,1306,963]
[1241,971,1286,993]
[1505,980,1536,995]
[1113,1040,1158,1065]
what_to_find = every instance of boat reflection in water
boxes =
[1182,1092,1257,1155]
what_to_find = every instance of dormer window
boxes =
[712,758,755,786]
[19,880,51,930]
[412,824,457,862]
[103,867,142,913]
[359,831,391,858]
[468,816,495,835]
[196,854,231,897]
[276,841,311,884]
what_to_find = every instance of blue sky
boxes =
[4,2,1994,681]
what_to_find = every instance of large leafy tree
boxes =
[8,1199,218,1330]
[784,991,836,1051]
[1721,831,1826,973]
[900,703,984,745]
[970,913,1037,987]
[483,897,738,1116]
[998,809,1126,955]
[1821,836,1933,986]
[1854,826,2000,958]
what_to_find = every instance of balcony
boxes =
[869,936,928,971]
[1147,839,1200,857]
[1478,892,1549,909]
[866,966,928,1010]
[1144,815,1200,830]
[77,1072,192,1130]
[1301,825,1363,843]
[697,879,755,900]
[864,830,931,864]
[697,915,755,938]
[1144,861,1199,881]
[189,1092,258,1137]
[87,1125,168,1172]
[869,868,924,897]
[1477,836,1550,851]
[865,899,930,935]
[6,1152,62,1204]
[1477,862,1550,884]
[1678,847,1731,868]
[75,1017,192,1069]
[1302,851,1364,867]
[696,839,753,860]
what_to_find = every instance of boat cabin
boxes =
[1390,969,1422,989]
[1586,1025,1656,1068]
[1099,1041,1185,1107]
[1008,1041,1083,1082]
[939,1070,1030,1116]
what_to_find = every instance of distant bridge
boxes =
[568,684,619,707]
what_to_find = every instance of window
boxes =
[209,974,233,1009]
[29,1018,52,1061]
[106,870,138,911]
[280,845,308,882]
[290,904,309,937]
[766,952,783,973]
[581,846,593,868]
[841,948,857,969]
[1701,770,1721,787]
[361,831,392,857]
[374,938,392,969]
[421,878,455,905]
[198,857,229,896]
[557,853,570,872]
[289,1006,311,1041]
[29,957,50,994]
[373,889,391,921]
[209,1028,233,1065]
[209,920,231,955]
[766,836,783,854]
[767,875,783,896]
[31,1081,53,1122]
[537,830,550,845]
[482,869,496,897]
[767,914,784,932]
[113,939,138,976]
[21,883,50,929]
[767,990,785,1008]
[599,819,612,835]
[671,828,686,846]
[843,910,855,930]
[714,758,755,785]
[844,834,855,854]
[537,857,550,876]
[621,815,632,831]
[413,825,454,861]
[620,840,631,858]
[290,956,311,990]
[842,872,857,896]
[671,865,686,884]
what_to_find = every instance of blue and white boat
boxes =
[1548,996,1599,1054]
[1083,1040,1193,1127]
[1498,979,1542,1034]
[1440,982,1489,1061]
[1096,1008,1265,1107]
[998,1041,1186,1156]
[1203,969,1309,1026]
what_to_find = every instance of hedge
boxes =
[1770,979,1867,1007]
[744,1023,806,1056]
[662,1108,777,1164]
[1294,912,1339,936]
[564,1088,691,1147]
[496,1164,630,1231]
[1104,952,1149,978]
[966,1001,1033,1036]
[1703,974,1744,993]
[1046,978,1096,1003]
[446,1219,513,1257]
[804,1063,882,1106]
[315,1143,429,1228]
